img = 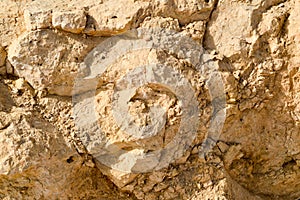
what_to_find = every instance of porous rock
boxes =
[7,29,102,96]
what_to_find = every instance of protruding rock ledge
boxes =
[23,0,149,36]
[52,10,86,34]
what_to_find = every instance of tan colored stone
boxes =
[0,46,6,67]
[24,2,52,31]
[52,10,86,34]
[7,29,103,96]
[0,82,14,111]
[288,0,300,58]
[172,0,215,23]
[1,0,300,199]
[182,20,206,43]
[14,78,26,91]
[155,0,216,25]
[258,3,288,37]
[205,1,255,57]
[0,47,6,74]
[23,0,102,33]
[0,1,30,47]
[84,0,149,36]
[141,16,180,31]
[149,172,165,183]
[0,108,74,175]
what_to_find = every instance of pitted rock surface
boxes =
[0,0,300,199]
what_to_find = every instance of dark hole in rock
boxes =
[67,156,74,163]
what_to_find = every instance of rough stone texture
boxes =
[141,16,180,31]
[24,3,52,30]
[0,0,32,47]
[287,0,300,124]
[205,0,255,58]
[0,47,6,75]
[0,0,300,200]
[8,30,103,96]
[52,10,86,34]
[205,0,300,199]
[84,0,150,36]
[74,41,214,188]
[154,0,217,25]
[0,47,6,67]
[0,78,135,200]
[24,0,149,36]
[24,1,88,33]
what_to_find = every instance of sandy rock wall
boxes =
[0,0,299,199]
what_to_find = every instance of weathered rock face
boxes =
[0,79,134,199]
[23,0,150,36]
[153,0,217,25]
[0,0,300,199]
[84,0,150,36]
[204,0,300,199]
[52,10,86,34]
[8,30,103,96]
[0,47,6,75]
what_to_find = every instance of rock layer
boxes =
[0,0,300,199]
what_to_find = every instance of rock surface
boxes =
[84,0,149,36]
[52,10,86,34]
[0,0,300,200]
[8,30,103,96]
[0,47,6,75]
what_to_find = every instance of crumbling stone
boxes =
[84,0,149,36]
[52,10,86,34]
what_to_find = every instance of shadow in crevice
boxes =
[0,79,15,112]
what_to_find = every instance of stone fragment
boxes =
[141,17,180,31]
[149,172,165,183]
[205,0,288,58]
[14,78,26,91]
[7,29,102,96]
[133,190,145,200]
[0,106,130,199]
[258,3,288,37]
[205,1,255,57]
[23,0,101,34]
[121,183,136,192]
[52,10,86,34]
[172,0,215,24]
[0,82,14,112]
[0,1,28,47]
[288,0,300,56]
[285,1,300,124]
[144,193,158,200]
[0,109,76,175]
[5,60,13,75]
[216,141,229,153]
[154,182,169,192]
[163,187,177,199]
[24,3,52,30]
[175,151,191,164]
[142,181,155,193]
[0,67,5,75]
[84,0,149,36]
[0,46,6,67]
[0,46,6,75]
[223,145,244,169]
[0,112,11,130]
[0,47,6,75]
[182,21,206,43]
[155,0,216,25]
